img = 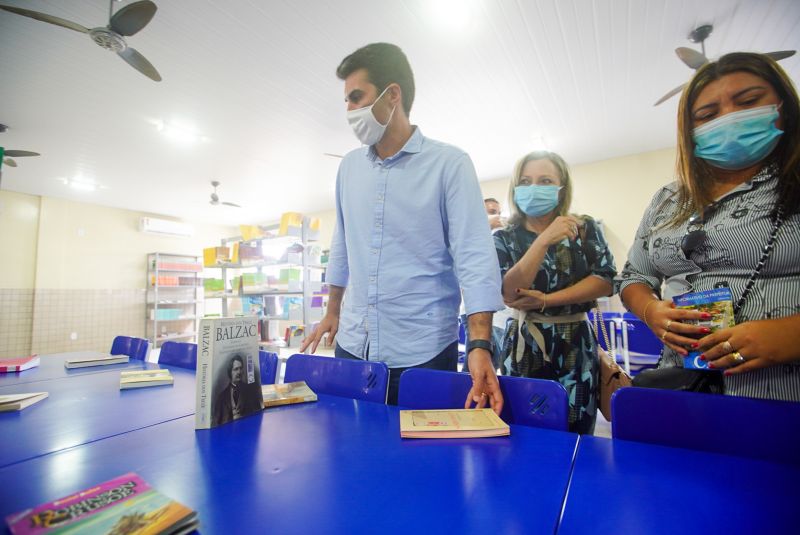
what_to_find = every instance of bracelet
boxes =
[540,294,547,313]
[642,299,658,327]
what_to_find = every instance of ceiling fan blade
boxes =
[0,5,89,33]
[210,192,220,203]
[3,158,17,167]
[654,83,686,106]
[765,50,796,62]
[118,46,162,81]
[676,47,708,69]
[3,150,39,157]
[209,199,219,206]
[221,202,242,208]
[109,0,156,36]
[323,152,344,159]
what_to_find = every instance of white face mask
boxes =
[346,85,396,146]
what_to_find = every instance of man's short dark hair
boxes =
[227,354,244,380]
[336,42,415,117]
[484,198,499,204]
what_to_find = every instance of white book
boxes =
[64,355,129,369]
[0,392,48,412]
[195,316,262,429]
[120,369,174,389]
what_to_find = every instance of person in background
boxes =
[485,197,506,231]
[300,43,505,410]
[616,52,800,401]
[494,151,616,434]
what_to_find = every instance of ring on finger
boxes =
[732,351,745,364]
[665,320,673,332]
[661,330,668,342]
[722,340,733,353]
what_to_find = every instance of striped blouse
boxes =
[615,164,800,401]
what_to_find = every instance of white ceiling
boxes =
[1,0,799,226]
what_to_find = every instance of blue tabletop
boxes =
[0,364,195,468]
[0,352,155,387]
[557,435,799,535]
[0,395,578,534]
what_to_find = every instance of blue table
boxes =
[0,364,195,468]
[0,352,155,387]
[557,435,799,535]
[0,395,578,534]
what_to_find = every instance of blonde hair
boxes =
[507,151,573,226]
[671,52,800,226]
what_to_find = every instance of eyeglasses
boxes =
[680,203,717,258]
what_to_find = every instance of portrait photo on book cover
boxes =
[211,352,262,426]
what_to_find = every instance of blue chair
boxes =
[621,316,662,375]
[284,353,389,403]
[612,387,800,465]
[110,335,149,361]
[158,341,197,369]
[259,350,279,385]
[398,368,569,431]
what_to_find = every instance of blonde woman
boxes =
[616,52,800,401]
[494,151,616,434]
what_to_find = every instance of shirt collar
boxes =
[367,126,423,163]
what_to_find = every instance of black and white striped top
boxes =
[615,164,800,401]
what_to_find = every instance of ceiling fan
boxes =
[0,0,162,81]
[1,147,40,168]
[654,24,796,106]
[210,181,241,208]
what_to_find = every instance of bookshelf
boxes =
[146,253,202,348]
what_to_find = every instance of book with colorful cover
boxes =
[399,408,510,439]
[0,355,40,373]
[262,381,317,408]
[0,392,48,412]
[674,287,735,370]
[5,473,198,535]
[195,316,263,429]
[64,355,129,369]
[119,369,174,390]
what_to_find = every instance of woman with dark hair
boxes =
[616,52,800,401]
[495,151,616,434]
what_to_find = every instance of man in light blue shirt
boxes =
[300,43,504,410]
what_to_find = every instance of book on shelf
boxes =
[0,392,48,412]
[120,369,174,389]
[0,355,40,373]
[262,381,317,408]
[195,316,263,429]
[674,287,735,370]
[64,355,129,369]
[5,472,198,535]
[399,409,510,439]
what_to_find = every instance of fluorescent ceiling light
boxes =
[427,0,474,32]
[59,176,101,192]
[155,119,208,145]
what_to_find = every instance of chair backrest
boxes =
[110,335,149,361]
[158,341,197,369]
[259,350,279,385]
[623,318,663,356]
[398,369,569,431]
[612,387,800,465]
[284,354,388,403]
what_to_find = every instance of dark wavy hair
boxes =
[671,52,800,226]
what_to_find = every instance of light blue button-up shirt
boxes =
[327,127,504,368]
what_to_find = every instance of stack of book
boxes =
[120,369,174,389]
[0,355,40,373]
[64,355,129,369]
[5,473,198,534]
[399,408,510,439]
[0,392,48,412]
[262,381,317,408]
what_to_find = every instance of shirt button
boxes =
[371,249,378,255]
[370,277,376,282]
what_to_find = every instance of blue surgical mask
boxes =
[514,184,562,217]
[693,104,783,170]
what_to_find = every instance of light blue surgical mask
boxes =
[514,184,562,217]
[693,104,783,170]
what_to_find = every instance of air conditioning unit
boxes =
[139,217,194,238]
